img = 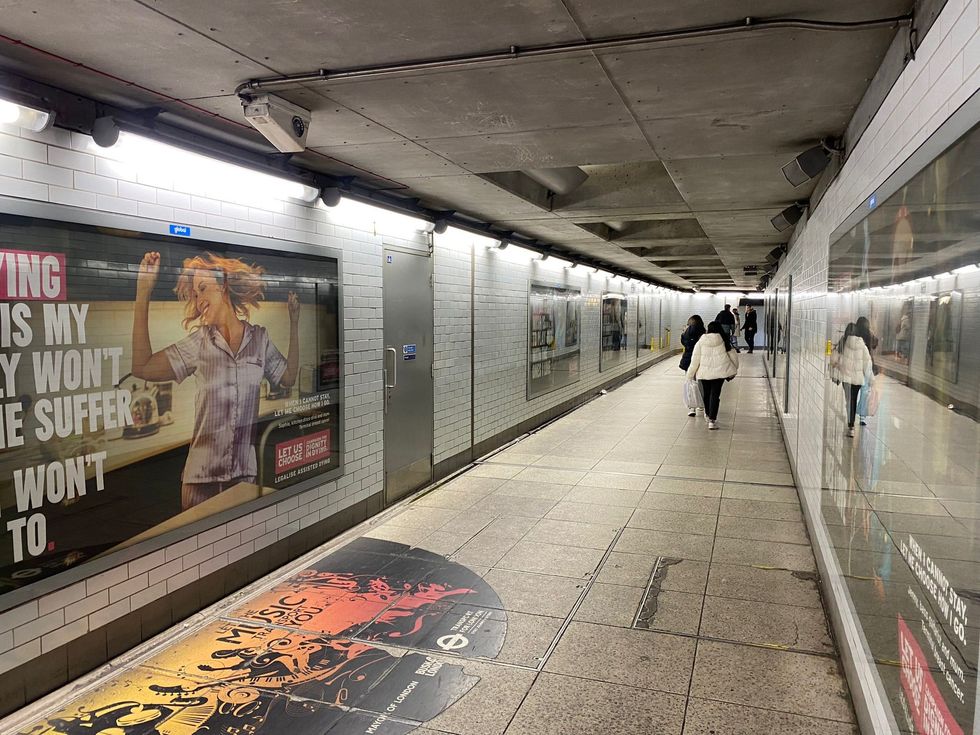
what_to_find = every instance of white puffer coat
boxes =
[837,335,873,385]
[686,333,738,381]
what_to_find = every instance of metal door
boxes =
[383,246,434,504]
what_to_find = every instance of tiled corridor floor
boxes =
[10,355,858,735]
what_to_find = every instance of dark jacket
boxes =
[679,323,706,370]
[743,310,758,333]
[715,310,736,328]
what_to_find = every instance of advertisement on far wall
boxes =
[0,213,342,597]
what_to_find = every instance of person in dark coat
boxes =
[715,304,739,352]
[743,305,758,353]
[680,314,706,417]
[680,315,706,371]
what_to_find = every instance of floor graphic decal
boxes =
[21,538,506,735]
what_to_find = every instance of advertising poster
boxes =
[527,283,581,398]
[0,214,342,595]
[18,538,506,735]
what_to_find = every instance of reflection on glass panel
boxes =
[528,283,582,399]
[823,120,979,734]
[600,293,629,371]
[636,294,665,357]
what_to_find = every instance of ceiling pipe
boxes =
[236,14,912,95]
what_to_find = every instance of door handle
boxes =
[386,347,398,389]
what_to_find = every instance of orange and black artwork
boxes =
[21,538,506,735]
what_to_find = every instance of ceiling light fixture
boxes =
[770,203,806,232]
[781,139,841,187]
[0,96,55,132]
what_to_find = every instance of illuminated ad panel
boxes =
[0,214,342,596]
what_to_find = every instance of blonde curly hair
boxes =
[174,252,266,329]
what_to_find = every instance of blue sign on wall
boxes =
[169,224,192,237]
[403,344,417,355]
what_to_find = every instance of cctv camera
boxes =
[243,94,311,153]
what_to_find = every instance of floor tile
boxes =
[628,508,717,535]
[506,673,687,735]
[639,492,721,515]
[387,505,462,530]
[412,531,473,557]
[492,611,563,667]
[442,475,508,493]
[482,569,585,617]
[711,537,816,572]
[658,465,727,481]
[648,476,724,498]
[450,532,518,567]
[494,479,572,501]
[467,463,524,479]
[719,497,803,522]
[479,515,539,540]
[595,551,658,588]
[690,640,853,722]
[636,589,704,635]
[593,459,664,475]
[486,450,542,465]
[414,489,487,511]
[531,454,601,470]
[545,621,696,695]
[420,658,536,735]
[573,582,645,627]
[657,558,711,594]
[577,470,653,491]
[471,494,558,518]
[615,528,714,561]
[715,515,808,544]
[706,563,822,608]
[545,500,634,525]
[700,596,835,654]
[681,697,858,734]
[524,518,621,549]
[512,467,588,485]
[495,540,604,578]
[725,469,796,486]
[722,482,799,504]
[563,485,644,507]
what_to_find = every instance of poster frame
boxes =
[526,280,582,400]
[0,195,346,612]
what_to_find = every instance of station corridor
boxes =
[10,356,857,735]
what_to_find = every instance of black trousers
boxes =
[844,383,861,427]
[699,378,725,421]
[745,329,756,353]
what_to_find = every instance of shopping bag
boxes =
[857,377,881,417]
[683,379,704,409]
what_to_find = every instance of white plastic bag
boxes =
[683,379,704,410]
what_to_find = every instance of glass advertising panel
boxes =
[636,294,661,357]
[0,214,342,597]
[528,283,581,398]
[822,119,978,734]
[600,293,629,371]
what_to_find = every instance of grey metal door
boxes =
[383,246,434,504]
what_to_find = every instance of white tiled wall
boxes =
[0,123,386,675]
[765,0,978,729]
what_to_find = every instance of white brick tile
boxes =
[166,566,199,593]
[22,160,73,187]
[0,174,48,200]
[37,581,87,617]
[137,201,175,221]
[0,132,46,162]
[109,573,149,605]
[199,552,228,578]
[164,536,199,563]
[64,590,109,623]
[13,609,63,647]
[41,618,88,654]
[88,599,130,630]
[48,146,95,173]
[147,559,182,587]
[86,565,129,595]
[0,153,22,177]
[0,601,38,635]
[95,157,139,182]
[0,639,40,675]
[74,170,118,195]
[128,549,166,577]
[157,189,191,209]
[118,180,158,203]
[97,194,139,215]
[129,581,167,610]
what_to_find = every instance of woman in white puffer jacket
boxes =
[686,321,739,429]
[835,323,873,437]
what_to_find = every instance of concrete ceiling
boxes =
[0,0,913,289]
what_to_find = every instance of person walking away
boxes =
[715,304,739,353]
[836,323,873,438]
[686,321,739,430]
[854,316,879,425]
[743,305,758,353]
[680,315,706,417]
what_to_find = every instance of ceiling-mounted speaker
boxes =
[765,245,787,265]
[91,116,120,148]
[770,203,805,232]
[781,142,837,187]
[320,186,342,207]
[433,219,449,235]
